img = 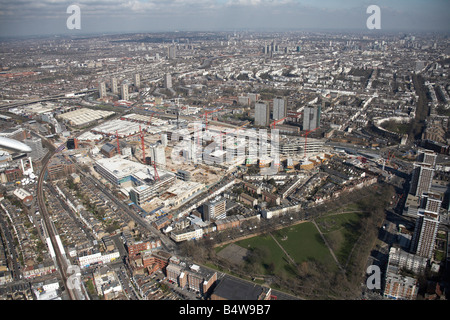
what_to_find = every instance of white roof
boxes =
[14,188,32,200]
[0,136,32,152]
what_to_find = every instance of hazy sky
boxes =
[0,0,448,37]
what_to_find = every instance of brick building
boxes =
[47,155,75,180]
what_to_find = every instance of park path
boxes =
[269,232,297,267]
[312,220,346,274]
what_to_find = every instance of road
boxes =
[0,89,97,109]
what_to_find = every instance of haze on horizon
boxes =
[0,0,448,38]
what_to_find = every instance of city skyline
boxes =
[0,0,449,38]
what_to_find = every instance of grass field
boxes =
[233,222,338,276]
[272,222,337,269]
[315,210,366,265]
[235,233,288,275]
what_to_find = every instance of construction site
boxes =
[82,114,226,220]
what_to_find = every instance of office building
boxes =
[24,137,45,159]
[273,97,287,120]
[254,102,270,127]
[303,106,321,131]
[121,83,129,101]
[202,197,227,222]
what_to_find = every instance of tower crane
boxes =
[140,125,160,181]
[203,107,222,130]
[115,131,121,155]
[270,117,288,129]
[302,127,319,158]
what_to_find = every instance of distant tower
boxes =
[255,102,270,127]
[111,77,118,94]
[303,106,321,131]
[168,46,176,60]
[99,82,107,99]
[134,73,141,89]
[121,83,129,101]
[273,97,287,120]
[164,73,172,89]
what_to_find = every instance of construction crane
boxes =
[140,125,160,181]
[139,125,145,164]
[152,161,160,181]
[203,108,222,130]
[149,112,155,125]
[270,117,288,129]
[115,130,121,155]
[175,98,180,129]
[302,127,319,158]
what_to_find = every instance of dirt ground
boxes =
[217,243,249,265]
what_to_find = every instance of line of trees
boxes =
[410,73,431,140]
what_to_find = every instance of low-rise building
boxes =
[211,276,272,300]
[238,193,258,207]
[78,250,120,269]
[383,265,419,300]
[170,225,204,242]
[13,188,33,205]
[93,266,123,300]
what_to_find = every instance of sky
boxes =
[0,0,448,37]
